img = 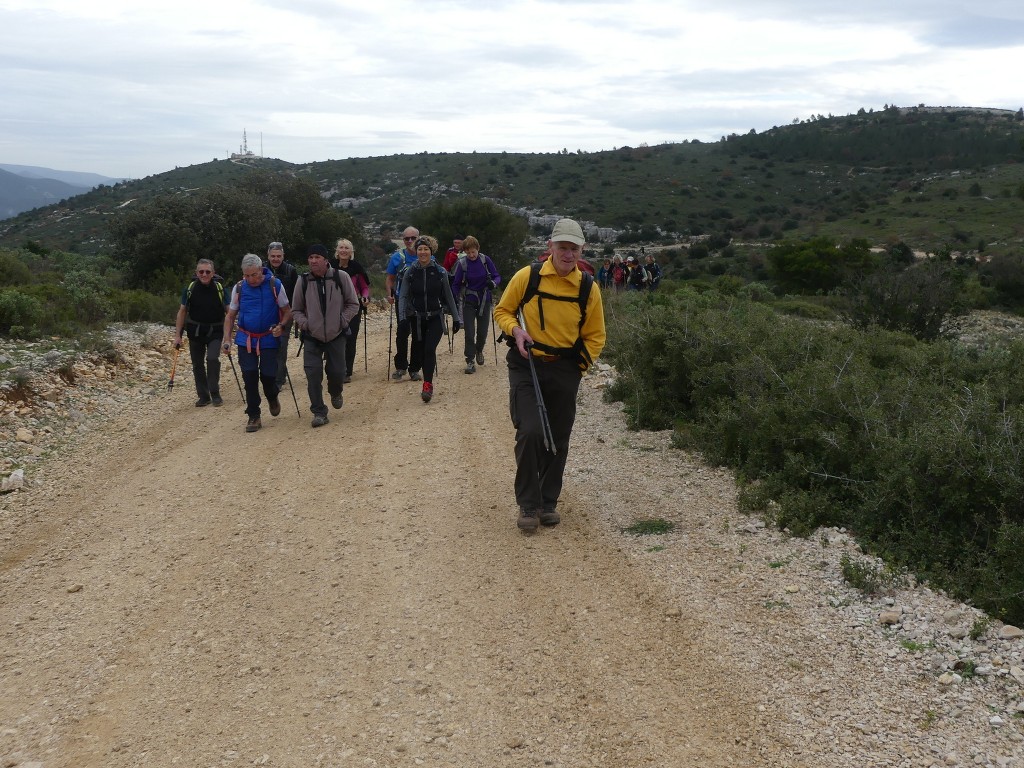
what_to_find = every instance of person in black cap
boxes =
[442,233,465,273]
[290,244,360,427]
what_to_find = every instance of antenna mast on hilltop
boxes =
[240,129,249,155]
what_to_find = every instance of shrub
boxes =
[603,288,1024,624]
[0,289,44,337]
[0,250,32,287]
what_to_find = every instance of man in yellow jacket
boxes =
[494,218,606,533]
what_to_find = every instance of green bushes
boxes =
[605,287,1024,623]
[0,247,178,338]
[0,289,44,337]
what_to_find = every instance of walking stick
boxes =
[284,367,301,417]
[226,346,245,404]
[167,344,182,391]
[517,310,556,455]
[490,310,498,363]
[362,305,368,373]
[386,300,394,381]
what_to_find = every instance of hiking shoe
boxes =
[517,508,540,532]
[476,352,485,365]
[409,370,422,381]
[343,374,352,383]
[311,414,329,428]
[245,417,262,433]
[540,509,561,527]
[331,393,343,410]
[195,397,211,407]
[391,368,406,380]
[268,397,281,417]
[464,362,476,374]
[421,381,433,403]
[211,395,223,407]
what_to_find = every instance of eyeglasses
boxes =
[268,242,283,250]
[403,236,417,242]
[196,269,213,275]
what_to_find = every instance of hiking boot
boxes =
[311,414,329,428]
[211,394,223,407]
[268,397,281,416]
[331,393,343,410]
[391,368,406,380]
[245,417,262,433]
[517,508,540,532]
[421,381,433,403]
[476,352,485,365]
[195,397,211,407]
[343,374,352,383]
[409,370,422,381]
[464,362,476,374]
[540,509,561,526]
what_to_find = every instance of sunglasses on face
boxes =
[196,269,213,275]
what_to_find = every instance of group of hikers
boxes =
[174,218,607,532]
[597,250,662,292]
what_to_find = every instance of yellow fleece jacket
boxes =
[494,259,606,371]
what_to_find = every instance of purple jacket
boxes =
[452,253,501,309]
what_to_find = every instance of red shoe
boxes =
[421,381,433,403]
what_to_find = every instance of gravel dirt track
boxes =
[0,312,790,767]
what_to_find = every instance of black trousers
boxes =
[506,349,582,513]
[393,303,411,371]
[410,315,444,383]
[345,312,362,376]
[188,334,221,399]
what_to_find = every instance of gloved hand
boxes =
[487,279,496,290]
[453,321,462,334]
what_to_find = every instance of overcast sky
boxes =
[2,0,1023,180]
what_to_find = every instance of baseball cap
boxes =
[550,218,585,245]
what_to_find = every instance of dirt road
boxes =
[0,312,793,767]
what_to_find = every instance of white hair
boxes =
[240,253,262,271]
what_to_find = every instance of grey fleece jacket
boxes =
[291,268,360,343]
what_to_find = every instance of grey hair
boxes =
[267,241,284,253]
[197,258,214,270]
[241,253,262,271]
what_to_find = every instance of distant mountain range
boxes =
[0,164,122,220]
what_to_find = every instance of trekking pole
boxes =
[284,367,301,417]
[226,347,245,404]
[362,305,368,373]
[167,344,182,391]
[386,300,394,381]
[517,310,556,455]
[490,310,498,363]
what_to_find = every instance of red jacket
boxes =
[443,247,460,273]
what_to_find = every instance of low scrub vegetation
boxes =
[0,246,176,338]
[605,287,1024,625]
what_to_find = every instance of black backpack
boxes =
[505,261,595,368]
